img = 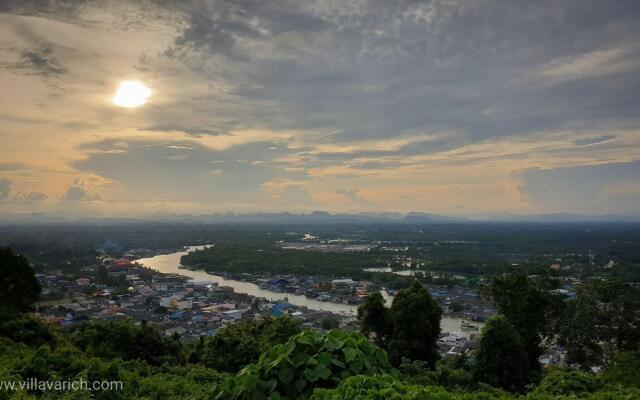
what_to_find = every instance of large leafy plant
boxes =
[212,329,393,399]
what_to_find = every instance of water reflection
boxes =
[136,245,477,333]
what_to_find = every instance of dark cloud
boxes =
[14,46,67,76]
[158,0,640,147]
[574,134,616,147]
[61,185,101,202]
[0,0,89,19]
[0,179,12,199]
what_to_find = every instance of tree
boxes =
[602,351,640,388]
[203,315,300,372]
[473,314,530,392]
[320,317,340,330]
[388,282,442,367]
[357,292,392,347]
[0,246,41,313]
[559,280,640,366]
[487,273,561,372]
[72,319,183,365]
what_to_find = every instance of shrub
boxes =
[212,329,393,399]
[533,367,602,396]
[312,374,509,400]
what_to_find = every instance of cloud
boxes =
[0,162,30,171]
[14,46,67,76]
[574,134,616,147]
[73,138,306,205]
[538,47,640,81]
[516,161,640,213]
[160,0,640,146]
[165,154,189,161]
[336,189,374,207]
[61,185,101,202]
[13,191,48,203]
[278,185,314,205]
[0,179,12,199]
[1,1,640,215]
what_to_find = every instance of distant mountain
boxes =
[1,211,638,224]
[481,212,640,223]
[403,212,469,223]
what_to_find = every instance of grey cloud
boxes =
[9,0,640,153]
[13,46,67,76]
[74,139,307,203]
[163,0,640,148]
[517,161,640,213]
[0,162,30,171]
[279,185,314,205]
[14,191,48,202]
[0,0,89,20]
[313,135,461,164]
[575,134,616,147]
[61,185,101,202]
[0,179,12,199]
[336,188,374,206]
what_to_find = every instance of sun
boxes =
[112,81,151,108]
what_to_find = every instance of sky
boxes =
[1,0,639,217]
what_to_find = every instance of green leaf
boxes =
[294,378,307,392]
[268,392,282,400]
[304,368,320,382]
[331,358,346,368]
[250,389,266,400]
[316,366,331,380]
[349,359,363,373]
[317,351,332,367]
[278,367,294,385]
[295,334,313,345]
[344,348,358,362]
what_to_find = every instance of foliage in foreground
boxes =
[312,374,640,400]
[202,315,300,372]
[0,337,226,400]
[212,329,393,399]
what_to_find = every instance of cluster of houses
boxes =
[35,261,350,341]
[250,276,372,304]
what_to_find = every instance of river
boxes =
[136,245,478,333]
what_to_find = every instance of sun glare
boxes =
[112,81,151,108]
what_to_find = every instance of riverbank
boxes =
[136,245,485,334]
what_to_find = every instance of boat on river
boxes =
[460,318,479,330]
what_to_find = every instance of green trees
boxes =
[72,320,183,365]
[558,280,640,367]
[532,367,602,397]
[357,292,392,347]
[213,329,392,399]
[487,274,560,373]
[0,314,55,347]
[0,246,41,313]
[203,315,300,372]
[357,283,442,367]
[388,282,442,367]
[320,317,340,330]
[473,315,530,392]
[601,351,640,388]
